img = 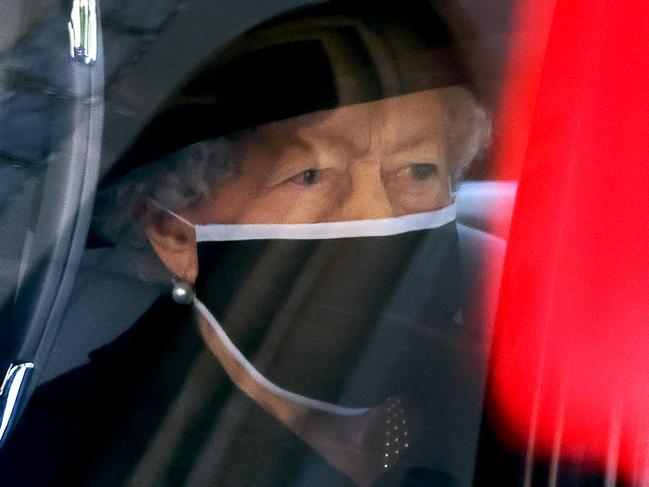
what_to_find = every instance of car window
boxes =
[2,1,646,486]
[0,3,507,487]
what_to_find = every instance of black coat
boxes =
[1,225,497,487]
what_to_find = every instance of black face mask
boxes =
[165,204,463,410]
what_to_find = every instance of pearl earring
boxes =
[171,279,194,304]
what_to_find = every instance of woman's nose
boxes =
[332,163,397,221]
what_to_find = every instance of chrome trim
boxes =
[0,362,34,445]
[68,0,98,64]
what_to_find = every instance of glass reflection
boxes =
[0,0,500,486]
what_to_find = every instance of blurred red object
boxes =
[489,0,649,483]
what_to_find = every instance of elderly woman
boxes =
[1,1,492,486]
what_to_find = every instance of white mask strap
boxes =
[148,199,456,242]
[194,203,457,242]
[194,298,369,416]
[148,199,196,228]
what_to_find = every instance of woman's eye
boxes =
[287,168,324,186]
[407,163,438,181]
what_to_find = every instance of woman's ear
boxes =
[144,210,198,285]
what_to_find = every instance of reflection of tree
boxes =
[0,0,183,308]
[0,0,182,169]
[0,0,61,52]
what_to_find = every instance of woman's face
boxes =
[146,88,455,283]
[185,89,453,225]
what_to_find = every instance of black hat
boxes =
[103,0,470,185]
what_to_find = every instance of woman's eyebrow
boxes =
[253,133,319,183]
[261,131,314,156]
[322,133,370,158]
[390,133,435,155]
[258,123,372,160]
[275,133,365,163]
